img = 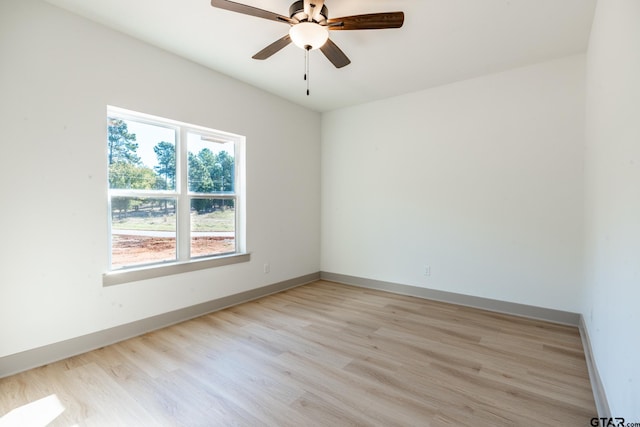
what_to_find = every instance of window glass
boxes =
[187,133,234,193]
[107,118,176,191]
[191,198,235,257]
[110,197,177,267]
[107,107,243,271]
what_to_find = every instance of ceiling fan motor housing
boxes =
[289,1,328,23]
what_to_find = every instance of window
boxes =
[105,106,247,284]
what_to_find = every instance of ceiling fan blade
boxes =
[320,39,351,68]
[327,12,404,30]
[210,0,294,24]
[252,35,292,60]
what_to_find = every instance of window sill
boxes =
[103,253,251,287]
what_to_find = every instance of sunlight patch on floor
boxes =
[0,394,66,427]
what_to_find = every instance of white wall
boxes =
[0,0,320,358]
[322,55,585,312]
[584,0,640,418]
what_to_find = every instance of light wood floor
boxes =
[1,281,596,426]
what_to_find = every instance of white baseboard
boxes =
[578,315,611,418]
[321,271,580,325]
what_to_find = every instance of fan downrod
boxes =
[289,1,328,23]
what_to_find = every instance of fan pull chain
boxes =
[304,45,311,96]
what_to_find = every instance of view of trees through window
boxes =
[108,115,236,268]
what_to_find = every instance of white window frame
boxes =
[103,106,248,286]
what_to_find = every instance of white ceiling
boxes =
[43,0,596,112]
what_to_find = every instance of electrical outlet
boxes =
[264,263,270,274]
[424,266,431,276]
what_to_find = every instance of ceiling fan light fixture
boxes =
[289,22,329,50]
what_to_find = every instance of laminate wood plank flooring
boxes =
[0,280,596,426]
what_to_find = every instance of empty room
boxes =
[1,0,638,425]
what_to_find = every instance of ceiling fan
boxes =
[210,0,405,70]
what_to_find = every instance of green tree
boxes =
[189,152,215,212]
[214,150,234,192]
[196,148,216,189]
[107,118,140,166]
[198,148,216,170]
[153,141,176,190]
[109,164,158,218]
[107,119,158,218]
[212,150,234,209]
[109,162,157,189]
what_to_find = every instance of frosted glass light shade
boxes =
[289,22,329,50]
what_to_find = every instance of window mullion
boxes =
[177,127,190,261]
[235,138,244,253]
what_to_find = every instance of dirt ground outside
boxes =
[112,235,235,268]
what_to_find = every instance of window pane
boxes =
[111,197,177,268]
[187,133,235,193]
[108,117,176,190]
[191,198,235,257]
